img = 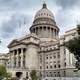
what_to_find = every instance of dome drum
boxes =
[30,25,59,39]
[30,23,59,32]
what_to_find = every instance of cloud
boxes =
[55,0,80,9]
[0,13,30,38]
[55,7,80,35]
[0,0,41,11]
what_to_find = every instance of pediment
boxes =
[8,39,22,48]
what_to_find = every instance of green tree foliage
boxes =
[0,65,11,80]
[65,24,80,69]
[30,70,38,80]
[0,65,7,78]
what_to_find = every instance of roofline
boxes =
[65,28,76,33]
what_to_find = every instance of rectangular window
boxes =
[40,66,42,69]
[46,56,48,59]
[50,65,52,69]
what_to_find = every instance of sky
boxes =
[0,0,80,53]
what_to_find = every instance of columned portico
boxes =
[9,47,26,69]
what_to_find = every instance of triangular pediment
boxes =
[8,39,20,48]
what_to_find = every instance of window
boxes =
[58,55,60,58]
[50,65,52,69]
[23,48,26,53]
[54,72,56,77]
[40,66,42,69]
[18,61,21,67]
[14,50,17,55]
[26,72,28,79]
[46,66,48,69]
[40,58,42,61]
[46,57,48,59]
[40,55,42,57]
[23,60,25,67]
[50,62,52,63]
[40,58,42,63]
[54,74,56,77]
[58,72,60,77]
[57,52,60,58]
[64,71,66,76]
[64,62,66,67]
[50,48,52,50]
[54,56,56,58]
[58,64,61,68]
[50,56,52,59]
[54,61,56,63]
[54,65,56,68]
[50,72,53,77]
[58,61,60,63]
[18,48,21,54]
[40,72,42,77]
[46,72,48,77]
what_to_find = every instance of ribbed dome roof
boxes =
[34,3,54,20]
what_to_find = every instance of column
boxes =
[55,29,56,38]
[51,28,53,38]
[16,49,19,68]
[53,29,54,38]
[45,26,47,38]
[40,27,42,37]
[57,30,59,38]
[48,27,50,37]
[35,27,37,35]
[21,48,23,68]
[43,27,46,37]
[34,28,35,33]
[46,27,48,38]
[9,51,11,68]
[38,27,40,36]
[36,27,38,35]
[11,51,14,68]
[50,28,51,38]
[41,26,44,37]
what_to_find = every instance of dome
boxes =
[30,3,59,40]
[34,3,54,20]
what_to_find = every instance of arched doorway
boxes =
[16,72,23,78]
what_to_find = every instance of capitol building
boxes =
[0,2,79,79]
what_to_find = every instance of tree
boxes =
[30,70,38,80]
[65,24,80,70]
[0,65,11,80]
[0,65,7,79]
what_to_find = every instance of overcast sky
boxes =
[0,0,80,53]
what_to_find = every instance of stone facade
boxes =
[0,3,79,79]
[0,54,8,66]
